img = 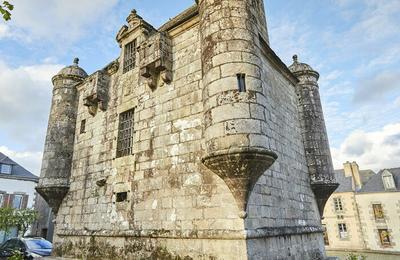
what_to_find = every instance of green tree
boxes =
[14,209,39,236]
[0,207,38,237]
[0,207,15,235]
[347,253,367,260]
[0,1,13,21]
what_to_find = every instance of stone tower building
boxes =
[37,1,338,259]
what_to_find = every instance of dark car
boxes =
[0,237,52,259]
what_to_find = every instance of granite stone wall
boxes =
[42,1,329,259]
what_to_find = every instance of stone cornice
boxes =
[258,35,299,86]
[158,5,198,33]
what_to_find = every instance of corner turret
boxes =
[198,0,277,218]
[289,55,338,217]
[36,58,87,214]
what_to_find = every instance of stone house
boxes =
[0,152,38,242]
[37,1,338,259]
[323,162,400,259]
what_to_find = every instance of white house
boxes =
[0,152,39,242]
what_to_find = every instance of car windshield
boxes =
[25,240,52,250]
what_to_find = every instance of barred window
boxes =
[123,40,137,73]
[116,108,135,158]
[378,229,391,246]
[373,204,384,220]
[333,197,343,212]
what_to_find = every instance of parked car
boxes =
[0,237,52,259]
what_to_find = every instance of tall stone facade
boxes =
[37,1,338,259]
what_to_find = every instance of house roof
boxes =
[334,169,375,193]
[358,168,400,193]
[0,152,39,182]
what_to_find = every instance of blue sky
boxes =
[0,0,399,174]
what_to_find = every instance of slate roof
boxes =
[0,152,39,182]
[334,169,375,193]
[358,168,400,193]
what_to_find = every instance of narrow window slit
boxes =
[237,73,246,92]
[80,119,86,134]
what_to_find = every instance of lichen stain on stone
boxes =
[54,238,196,260]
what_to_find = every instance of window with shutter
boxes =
[12,194,23,209]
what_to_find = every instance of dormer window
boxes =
[123,39,137,73]
[0,164,12,174]
[382,170,396,190]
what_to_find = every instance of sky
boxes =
[0,0,399,175]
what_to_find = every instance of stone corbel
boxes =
[202,147,278,218]
[83,71,110,116]
[84,93,105,116]
[139,32,172,89]
[105,60,119,75]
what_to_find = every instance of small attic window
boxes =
[123,39,137,73]
[382,171,396,190]
[0,164,12,174]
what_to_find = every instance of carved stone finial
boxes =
[126,9,140,24]
[293,54,298,63]
[73,57,79,65]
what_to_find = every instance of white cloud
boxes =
[331,123,400,171]
[0,23,10,38]
[353,70,400,103]
[0,60,63,151]
[0,146,42,176]
[395,96,400,107]
[6,0,119,43]
[268,17,312,65]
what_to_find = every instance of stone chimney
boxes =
[343,161,362,190]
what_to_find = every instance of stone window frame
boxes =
[123,39,137,73]
[333,197,344,213]
[337,223,349,240]
[368,201,389,223]
[377,228,392,247]
[236,73,246,92]
[372,203,385,221]
[80,119,86,134]
[116,108,135,158]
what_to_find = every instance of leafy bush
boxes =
[346,253,367,260]
[0,207,38,237]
